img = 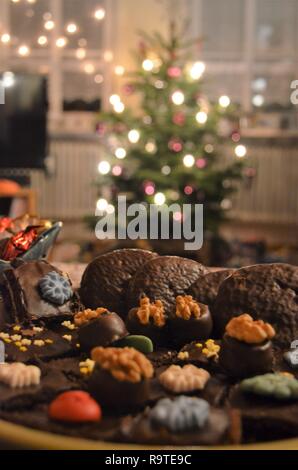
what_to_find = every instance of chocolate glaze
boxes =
[169,303,213,348]
[219,334,274,378]
[78,312,128,353]
[88,365,151,411]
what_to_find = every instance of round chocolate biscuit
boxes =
[126,256,208,317]
[188,269,234,307]
[80,249,157,318]
[213,263,298,348]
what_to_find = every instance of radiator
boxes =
[30,135,298,225]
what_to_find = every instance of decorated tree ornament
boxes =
[173,112,185,126]
[168,138,183,153]
[167,66,182,78]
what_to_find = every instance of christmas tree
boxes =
[95,26,244,236]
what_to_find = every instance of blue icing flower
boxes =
[39,271,73,306]
[149,396,210,433]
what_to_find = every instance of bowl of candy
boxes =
[0,215,62,273]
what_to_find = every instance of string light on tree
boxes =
[103,50,113,62]
[76,48,86,59]
[94,8,106,20]
[1,33,11,44]
[144,182,155,196]
[115,65,125,76]
[189,61,206,80]
[84,63,95,74]
[37,36,48,46]
[112,165,122,176]
[183,154,195,168]
[196,111,208,124]
[107,204,115,214]
[204,144,214,153]
[18,45,30,56]
[235,144,247,158]
[96,198,108,211]
[56,37,67,48]
[115,148,127,159]
[171,90,185,105]
[142,59,154,72]
[145,140,157,154]
[128,129,140,144]
[219,95,231,108]
[109,94,120,106]
[252,94,264,107]
[44,20,55,31]
[66,23,78,34]
[114,101,125,113]
[98,161,111,175]
[94,74,103,84]
[184,185,193,195]
[161,166,171,175]
[154,192,166,206]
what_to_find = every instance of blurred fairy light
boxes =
[189,61,205,80]
[18,45,30,56]
[94,8,106,20]
[66,23,78,34]
[154,193,166,206]
[1,33,11,44]
[114,101,125,113]
[76,48,86,59]
[115,148,127,159]
[96,198,108,211]
[98,161,111,175]
[128,129,140,143]
[252,94,264,107]
[171,91,185,105]
[44,20,55,31]
[196,111,208,124]
[37,36,48,46]
[115,65,125,76]
[142,59,154,72]
[204,144,214,154]
[161,166,171,176]
[235,144,247,158]
[84,63,95,74]
[183,154,195,168]
[112,165,122,176]
[109,94,120,105]
[145,141,157,154]
[94,74,103,84]
[56,37,67,48]
[103,50,113,62]
[219,95,231,108]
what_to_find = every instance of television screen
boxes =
[0,72,47,169]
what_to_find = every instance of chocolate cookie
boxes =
[1,260,79,323]
[80,249,157,318]
[127,256,208,317]
[188,269,234,307]
[213,264,298,348]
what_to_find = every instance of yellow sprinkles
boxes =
[202,339,220,359]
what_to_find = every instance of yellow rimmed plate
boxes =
[0,419,297,450]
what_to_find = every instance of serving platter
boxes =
[0,419,297,450]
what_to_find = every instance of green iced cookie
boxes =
[115,335,154,354]
[240,373,298,400]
